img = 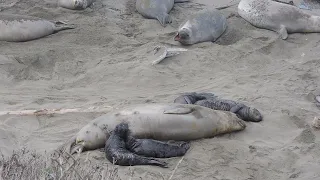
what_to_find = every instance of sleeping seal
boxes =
[238,0,320,39]
[58,0,94,10]
[0,14,74,42]
[105,122,167,167]
[59,103,246,154]
[136,0,189,27]
[174,8,227,45]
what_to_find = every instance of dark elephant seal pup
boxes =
[0,14,74,42]
[124,125,190,158]
[238,0,320,40]
[174,8,227,45]
[136,0,189,27]
[60,103,246,154]
[58,0,94,10]
[105,122,167,167]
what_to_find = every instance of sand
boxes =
[1,0,320,179]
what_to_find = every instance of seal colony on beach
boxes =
[238,0,320,39]
[174,8,227,45]
[136,0,189,27]
[0,13,74,42]
[59,103,246,154]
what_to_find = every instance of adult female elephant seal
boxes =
[238,0,320,40]
[136,0,189,27]
[105,122,167,167]
[58,0,94,10]
[60,103,246,154]
[174,9,227,45]
[0,14,74,42]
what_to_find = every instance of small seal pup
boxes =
[238,0,320,40]
[136,0,189,27]
[123,123,190,158]
[173,92,217,104]
[0,14,74,42]
[174,8,227,45]
[59,103,246,154]
[58,0,94,10]
[105,122,167,167]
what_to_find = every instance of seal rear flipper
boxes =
[53,21,76,32]
[156,14,172,27]
[174,0,190,3]
[163,106,194,114]
[278,25,288,40]
[56,135,77,154]
[147,159,168,168]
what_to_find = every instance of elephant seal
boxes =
[173,92,217,104]
[173,93,262,122]
[58,0,94,10]
[174,8,227,45]
[125,125,190,158]
[105,122,167,167]
[136,0,189,27]
[238,0,320,40]
[0,14,74,42]
[59,103,246,154]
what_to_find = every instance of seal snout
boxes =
[174,33,181,41]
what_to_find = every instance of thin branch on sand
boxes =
[168,156,185,180]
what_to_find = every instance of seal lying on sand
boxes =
[58,0,94,10]
[105,122,167,167]
[136,0,189,27]
[238,0,320,40]
[59,103,246,154]
[124,124,190,158]
[174,8,227,45]
[173,93,263,122]
[173,92,217,104]
[0,14,74,42]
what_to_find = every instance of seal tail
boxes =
[53,21,76,32]
[174,0,190,3]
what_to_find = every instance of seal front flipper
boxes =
[156,13,172,27]
[163,106,194,114]
[230,104,245,113]
[174,0,190,3]
[278,25,288,39]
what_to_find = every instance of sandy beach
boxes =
[1,0,320,179]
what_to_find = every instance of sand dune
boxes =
[1,0,320,179]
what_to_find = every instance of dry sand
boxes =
[1,0,320,179]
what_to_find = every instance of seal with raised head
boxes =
[58,0,94,10]
[174,8,227,45]
[238,0,320,40]
[136,0,189,27]
[60,103,246,154]
[0,14,74,42]
[124,125,190,158]
[105,122,167,167]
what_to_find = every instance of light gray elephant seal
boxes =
[59,103,246,154]
[174,8,227,45]
[136,0,189,27]
[238,0,320,40]
[105,122,168,167]
[58,0,94,10]
[0,14,74,42]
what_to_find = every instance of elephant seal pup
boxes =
[136,0,189,27]
[174,8,227,45]
[238,0,320,40]
[124,124,190,158]
[195,99,263,122]
[0,14,74,42]
[58,0,94,10]
[105,122,167,167]
[173,92,217,104]
[59,103,246,154]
